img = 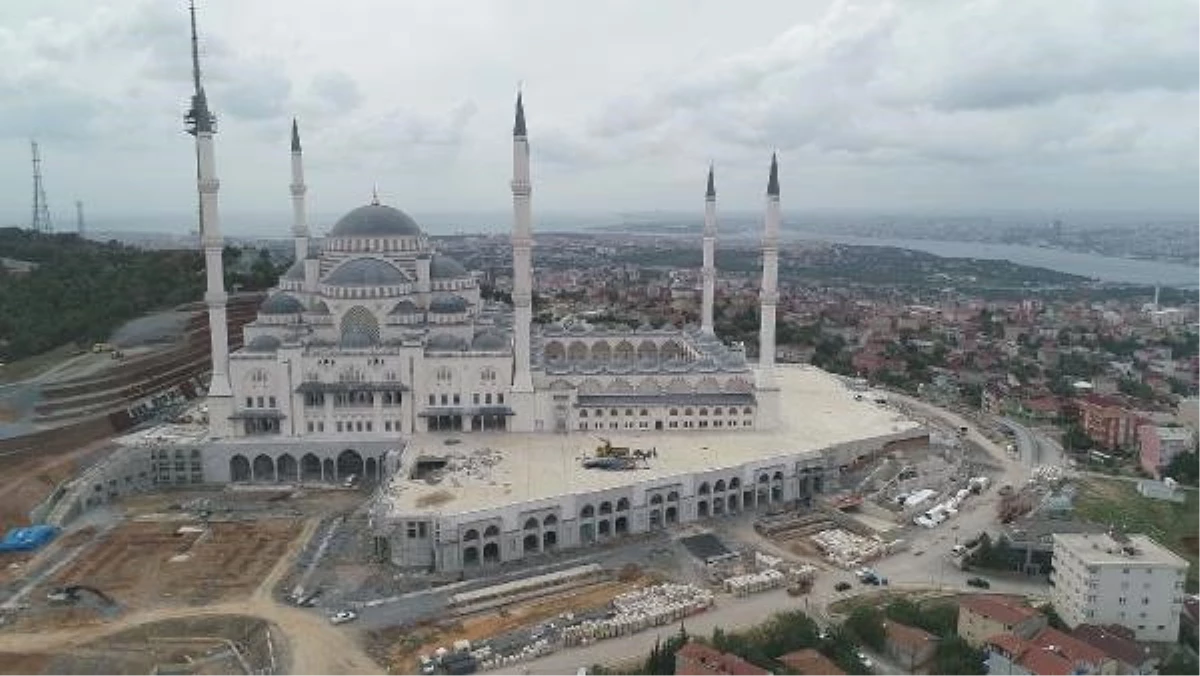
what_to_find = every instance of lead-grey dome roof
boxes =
[389,299,419,315]
[431,254,468,279]
[427,334,466,350]
[325,258,407,286]
[246,335,282,352]
[429,294,469,314]
[471,330,509,351]
[330,203,422,238]
[260,293,304,315]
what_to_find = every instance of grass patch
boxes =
[1074,477,1198,591]
[0,342,80,384]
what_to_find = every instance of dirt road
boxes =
[0,517,384,675]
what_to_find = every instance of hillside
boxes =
[0,228,279,363]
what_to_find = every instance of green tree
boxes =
[845,606,886,651]
[931,636,986,675]
[1160,650,1200,675]
[1164,451,1199,486]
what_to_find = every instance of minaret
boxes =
[759,153,781,383]
[510,91,535,401]
[701,164,717,335]
[289,118,309,263]
[185,1,232,436]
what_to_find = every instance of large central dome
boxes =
[330,203,422,237]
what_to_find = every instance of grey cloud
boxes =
[310,72,363,115]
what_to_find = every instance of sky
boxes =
[0,0,1196,234]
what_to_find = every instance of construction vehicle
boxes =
[91,342,113,353]
[581,437,654,471]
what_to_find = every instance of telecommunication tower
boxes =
[76,200,86,236]
[30,140,53,233]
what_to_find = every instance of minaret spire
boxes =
[757,152,782,428]
[289,117,309,263]
[184,1,233,436]
[510,89,535,411]
[701,163,717,335]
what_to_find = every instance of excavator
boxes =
[582,437,654,470]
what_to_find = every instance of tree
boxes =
[1160,650,1200,675]
[845,606,886,651]
[931,636,986,675]
[1164,451,1199,486]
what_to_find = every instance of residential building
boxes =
[1050,532,1189,642]
[1138,424,1196,478]
[675,641,769,676]
[776,649,845,675]
[958,595,1048,647]
[883,620,939,671]
[1076,394,1146,450]
[984,626,1117,675]
[1071,624,1157,674]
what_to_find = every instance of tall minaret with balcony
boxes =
[757,153,782,428]
[185,1,232,437]
[289,118,310,264]
[509,92,536,430]
[701,164,718,335]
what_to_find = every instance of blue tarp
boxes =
[0,525,60,553]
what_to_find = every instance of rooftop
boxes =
[1053,533,1189,568]
[959,594,1042,625]
[884,620,938,651]
[382,365,919,516]
[776,649,845,675]
[1071,624,1152,668]
[676,641,769,676]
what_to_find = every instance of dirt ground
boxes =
[0,437,115,533]
[0,517,383,675]
[8,519,302,631]
[371,576,649,673]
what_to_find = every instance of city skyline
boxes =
[0,0,1197,229]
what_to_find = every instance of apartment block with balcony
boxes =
[1050,532,1188,642]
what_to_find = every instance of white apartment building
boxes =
[1051,532,1189,642]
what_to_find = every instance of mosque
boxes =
[181,7,924,571]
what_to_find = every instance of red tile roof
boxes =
[1029,627,1109,669]
[960,594,1041,626]
[984,632,1030,657]
[884,620,938,652]
[675,642,769,676]
[777,648,846,675]
[1019,646,1077,675]
[1071,624,1151,668]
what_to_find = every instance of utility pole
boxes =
[75,200,85,236]
[30,140,52,233]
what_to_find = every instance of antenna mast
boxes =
[76,200,85,236]
[30,140,52,233]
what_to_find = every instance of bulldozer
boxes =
[594,437,632,459]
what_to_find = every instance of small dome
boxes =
[283,260,305,281]
[325,258,407,286]
[260,293,304,315]
[471,330,509,351]
[340,330,376,349]
[389,300,419,315]
[329,203,422,238]
[427,334,466,350]
[430,254,468,279]
[308,300,330,314]
[246,335,282,352]
[429,294,468,314]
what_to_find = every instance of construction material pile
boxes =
[810,528,885,569]
[722,569,786,596]
[559,583,714,647]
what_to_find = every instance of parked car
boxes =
[951,544,968,556]
[835,581,852,592]
[966,576,991,589]
[329,609,358,625]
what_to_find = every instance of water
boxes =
[800,234,1199,289]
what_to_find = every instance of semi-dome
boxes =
[329,203,422,238]
[308,300,330,314]
[429,294,469,314]
[246,335,282,352]
[325,258,407,286]
[389,299,419,315]
[427,334,466,350]
[260,293,304,315]
[430,254,468,279]
[471,330,509,351]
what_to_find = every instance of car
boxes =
[951,544,968,556]
[966,576,991,589]
[342,474,359,488]
[855,650,874,669]
[329,609,358,625]
[818,629,830,641]
[834,581,852,592]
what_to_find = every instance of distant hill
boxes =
[0,228,280,363]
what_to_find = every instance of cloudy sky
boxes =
[0,0,1196,234]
